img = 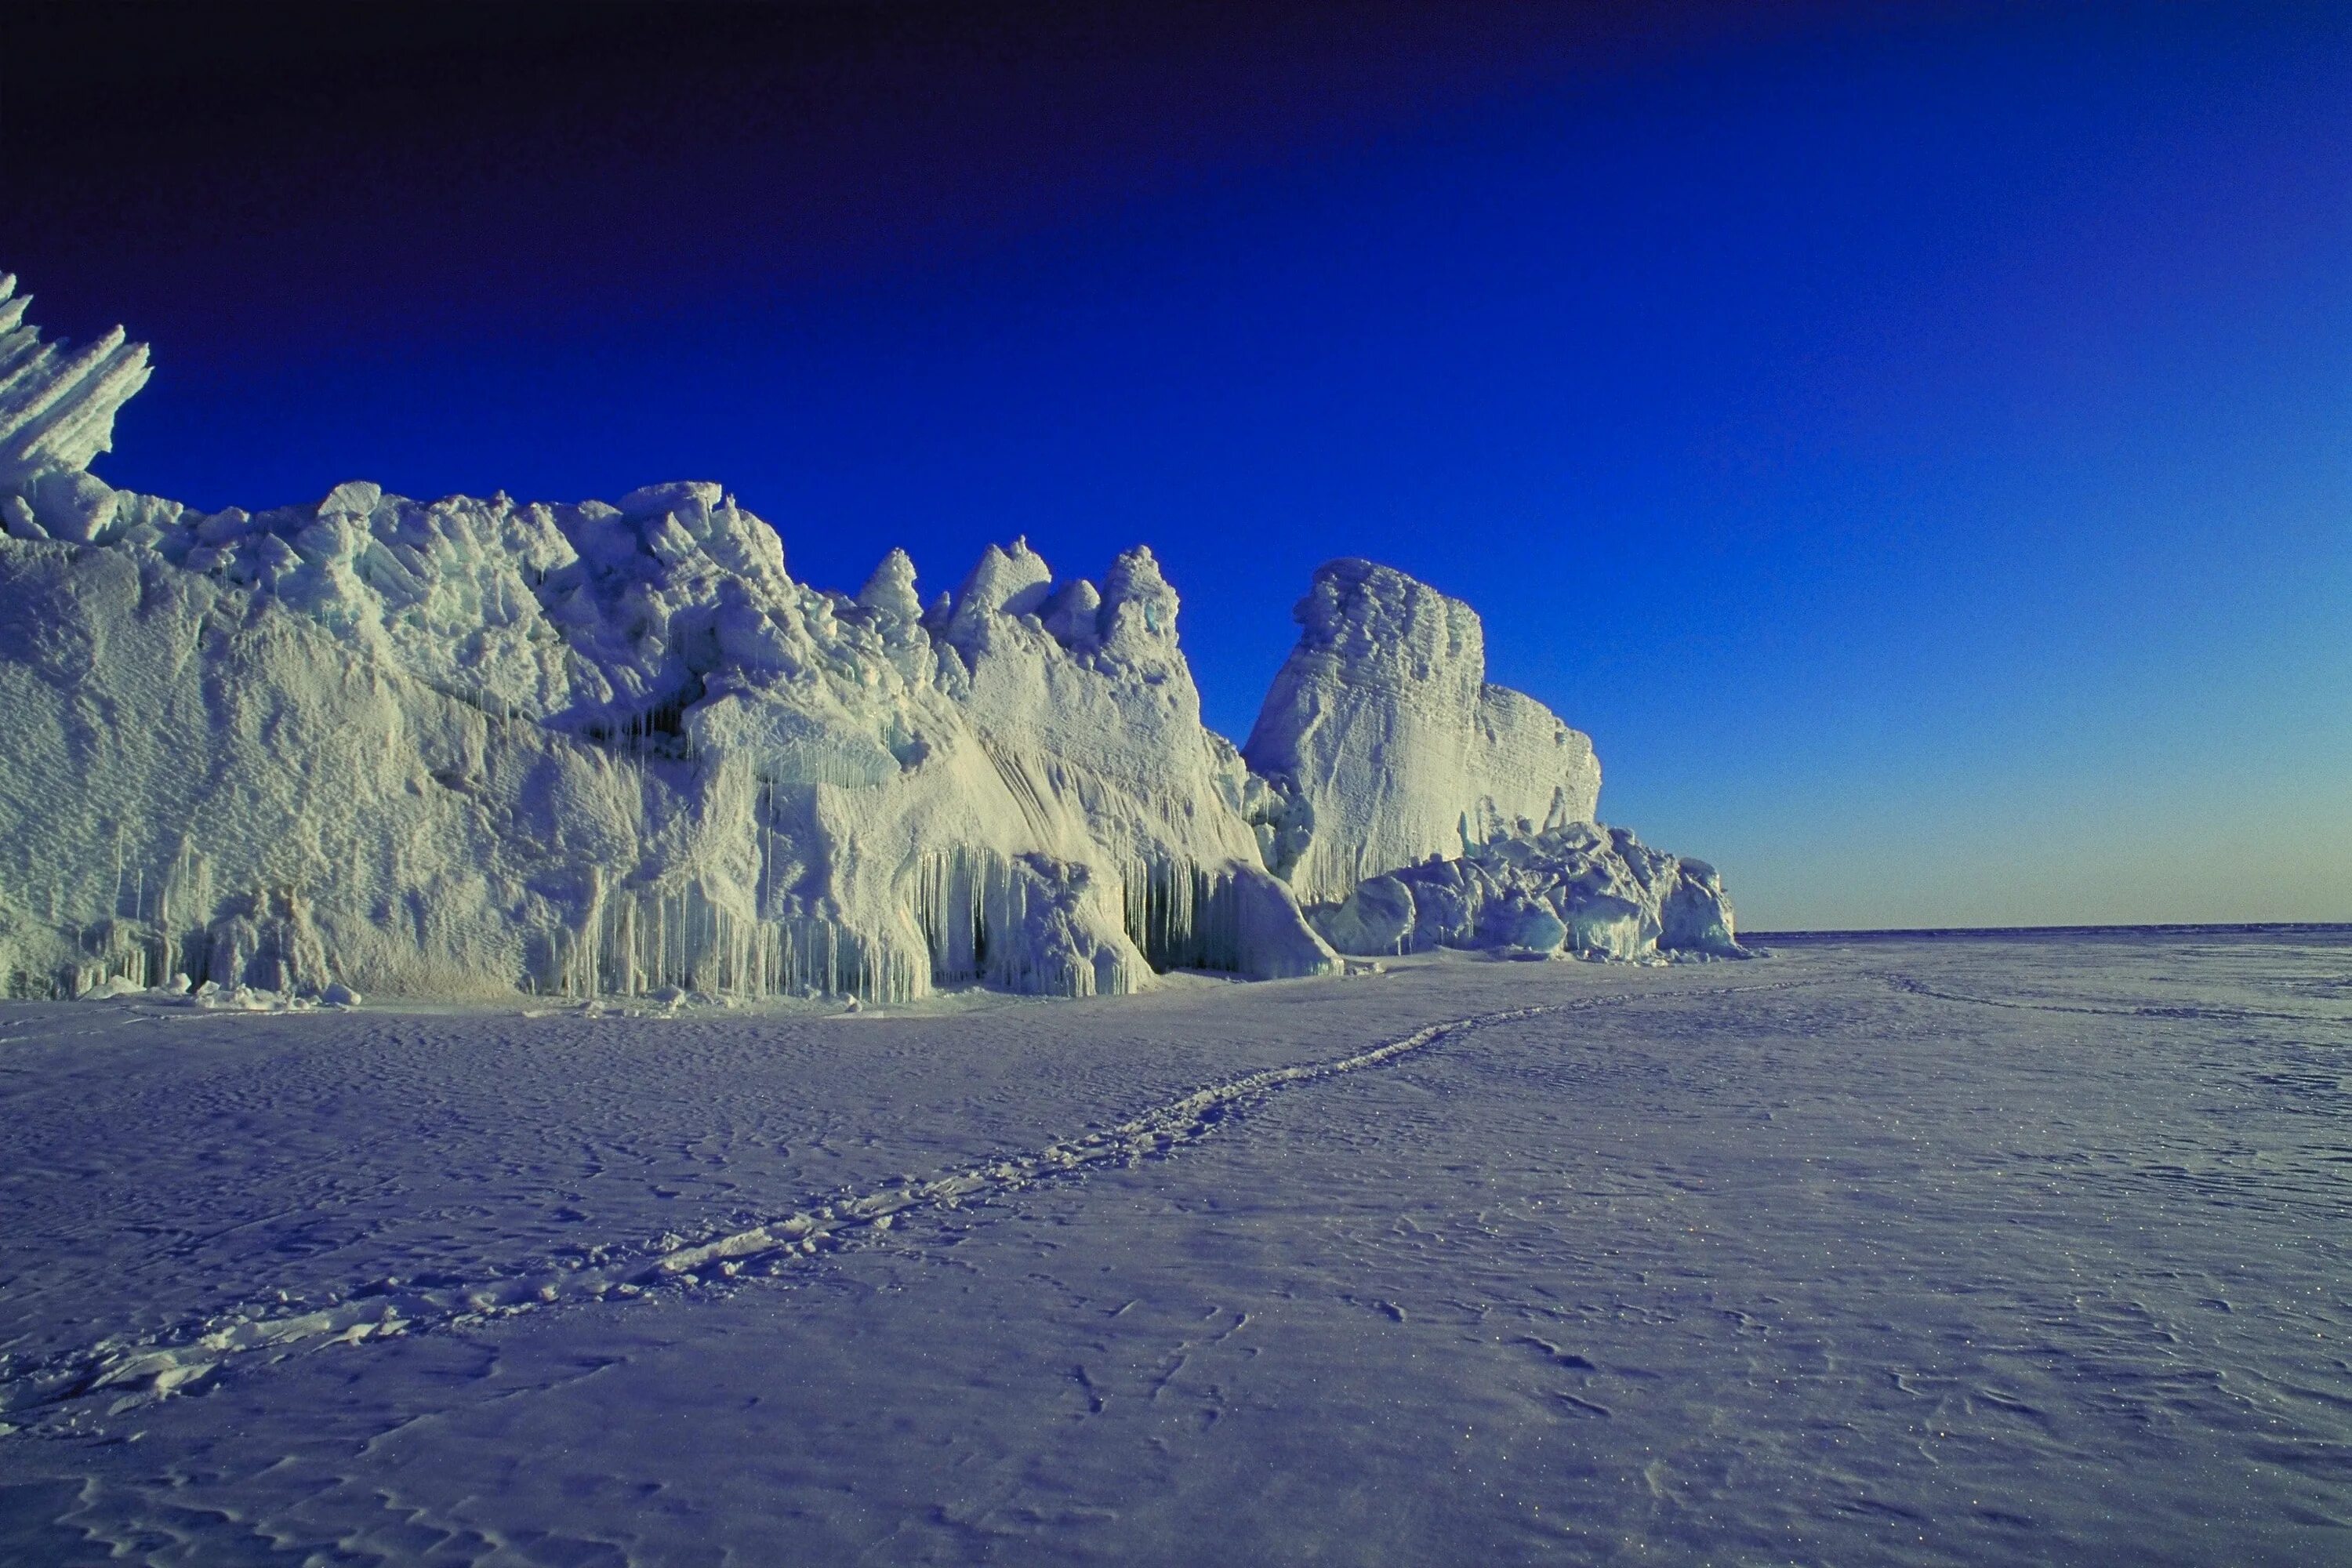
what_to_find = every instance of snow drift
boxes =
[0,274,1738,1001]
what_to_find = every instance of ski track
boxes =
[0,977,1820,1436]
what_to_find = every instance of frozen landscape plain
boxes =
[2,927,2347,1565]
[3,274,2347,1566]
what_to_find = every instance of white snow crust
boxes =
[0,279,1733,1002]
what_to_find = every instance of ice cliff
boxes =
[1241,559,1734,964]
[0,276,1739,1002]
[1243,558,1602,904]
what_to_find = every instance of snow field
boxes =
[1,931,2345,1564]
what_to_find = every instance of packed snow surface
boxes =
[0,930,2345,1564]
[0,278,1735,1005]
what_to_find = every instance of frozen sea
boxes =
[0,930,2346,1566]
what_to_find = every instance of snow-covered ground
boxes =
[1,930,2345,1565]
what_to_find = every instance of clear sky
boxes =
[13,1,2347,930]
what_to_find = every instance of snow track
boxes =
[1,980,1815,1436]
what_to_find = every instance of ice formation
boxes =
[0,274,152,544]
[0,278,1738,1002]
[1243,559,1602,905]
[1315,825,1740,961]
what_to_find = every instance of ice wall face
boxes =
[0,275,1738,1000]
[1243,558,1602,906]
[0,280,1340,1000]
[0,482,1344,1000]
[0,539,694,1000]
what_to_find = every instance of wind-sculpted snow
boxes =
[0,276,1729,1003]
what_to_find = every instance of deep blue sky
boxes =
[13,1,2347,928]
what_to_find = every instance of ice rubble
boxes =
[0,278,1738,1002]
[1316,825,1740,962]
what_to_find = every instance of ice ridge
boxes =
[0,276,1739,1002]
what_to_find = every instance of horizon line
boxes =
[1744,921,2352,941]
